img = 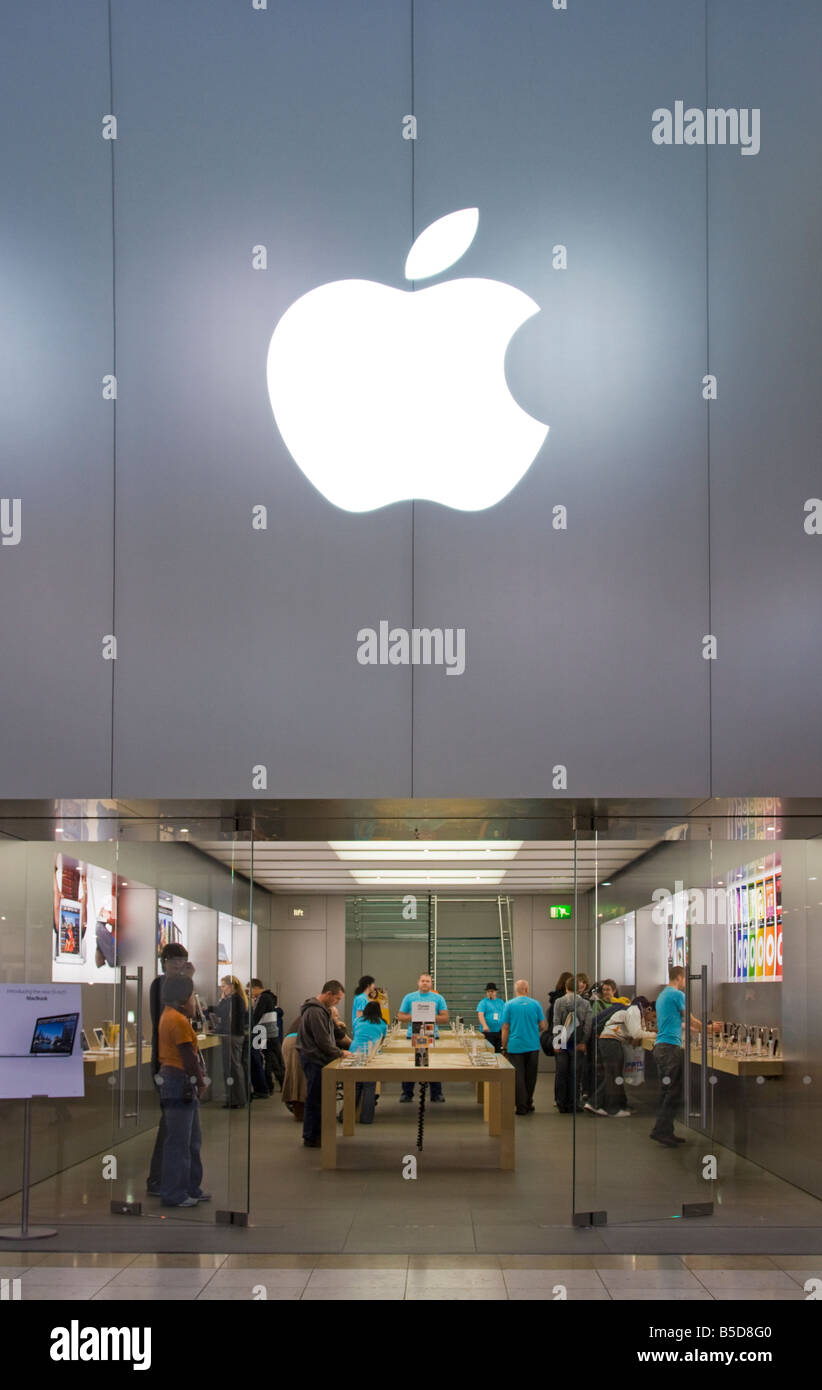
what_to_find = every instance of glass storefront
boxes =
[0,799,820,1248]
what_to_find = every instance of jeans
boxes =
[509,1049,539,1110]
[651,1042,683,1137]
[300,1054,325,1143]
[402,1079,443,1100]
[147,1107,166,1191]
[250,1045,269,1095]
[485,1030,502,1053]
[591,1037,626,1114]
[157,1066,203,1205]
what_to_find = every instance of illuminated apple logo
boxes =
[266,209,548,512]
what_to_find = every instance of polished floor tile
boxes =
[204,1268,311,1289]
[693,1270,799,1291]
[599,1269,703,1290]
[406,1268,505,1290]
[609,1289,713,1301]
[503,1269,607,1290]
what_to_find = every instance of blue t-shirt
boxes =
[502,996,545,1053]
[350,1017,387,1053]
[352,992,369,1021]
[655,986,686,1047]
[477,995,505,1030]
[400,989,447,1039]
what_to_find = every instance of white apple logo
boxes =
[266,208,548,512]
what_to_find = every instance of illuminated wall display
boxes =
[266,209,549,513]
[727,853,782,982]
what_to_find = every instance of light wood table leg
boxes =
[497,1070,515,1170]
[321,1065,337,1170]
[343,1076,355,1136]
[483,1082,491,1124]
[475,1081,484,1104]
[487,1079,501,1136]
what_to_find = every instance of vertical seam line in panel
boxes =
[107,0,117,799]
[410,0,416,797]
[705,0,713,797]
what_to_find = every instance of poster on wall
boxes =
[52,854,119,985]
[727,854,782,982]
[157,893,187,961]
[0,983,84,1098]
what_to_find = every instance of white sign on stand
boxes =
[0,984,84,1099]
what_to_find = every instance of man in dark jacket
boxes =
[249,978,285,1093]
[297,981,344,1148]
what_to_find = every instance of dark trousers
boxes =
[592,1037,626,1114]
[266,1037,285,1089]
[300,1054,324,1143]
[510,1049,539,1110]
[356,1081,377,1124]
[158,1066,203,1205]
[554,1050,583,1112]
[485,1030,502,1053]
[250,1045,269,1095]
[651,1042,683,1137]
[402,1079,443,1099]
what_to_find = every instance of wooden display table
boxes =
[320,1031,516,1171]
[640,1032,783,1077]
[82,1032,220,1076]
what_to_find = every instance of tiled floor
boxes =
[0,1252,818,1300]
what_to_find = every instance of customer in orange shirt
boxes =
[156,975,211,1208]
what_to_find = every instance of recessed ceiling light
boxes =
[180,828,189,834]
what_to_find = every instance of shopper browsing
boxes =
[155,975,210,1208]
[585,999,642,1117]
[214,975,249,1109]
[501,980,546,1114]
[352,974,378,1022]
[477,982,505,1052]
[147,943,194,1197]
[398,973,449,1102]
[552,976,592,1113]
[649,965,708,1147]
[350,1001,388,1124]
[296,981,345,1148]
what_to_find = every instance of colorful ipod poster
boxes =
[747,886,757,977]
[0,984,84,1099]
[53,855,119,985]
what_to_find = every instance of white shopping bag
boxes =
[622,1042,645,1087]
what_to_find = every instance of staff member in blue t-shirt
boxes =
[501,980,546,1115]
[398,973,449,1103]
[650,964,710,1147]
[350,1001,388,1125]
[476,983,505,1052]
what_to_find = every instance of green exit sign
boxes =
[550,904,572,919]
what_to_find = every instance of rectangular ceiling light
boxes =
[330,839,522,862]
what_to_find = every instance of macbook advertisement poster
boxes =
[0,984,84,1098]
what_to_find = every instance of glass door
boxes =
[107,816,255,1226]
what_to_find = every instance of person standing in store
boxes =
[552,975,592,1113]
[476,982,505,1052]
[398,972,449,1102]
[650,965,708,1147]
[296,980,345,1148]
[214,975,249,1108]
[351,974,378,1023]
[501,980,546,1114]
[249,978,284,1093]
[350,1000,388,1124]
[147,943,194,1196]
[156,975,211,1208]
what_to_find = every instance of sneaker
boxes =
[649,1132,678,1148]
[145,1183,161,1196]
[583,1103,606,1116]
[190,1191,212,1202]
[516,1107,528,1115]
[162,1195,199,1207]
[303,1138,321,1148]
[615,1109,632,1118]
[672,1136,688,1144]
[526,1104,535,1113]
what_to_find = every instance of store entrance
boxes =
[1,800,820,1253]
[572,816,822,1233]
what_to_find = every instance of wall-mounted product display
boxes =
[0,983,84,1099]
[52,854,119,984]
[157,893,185,957]
[726,853,782,982]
